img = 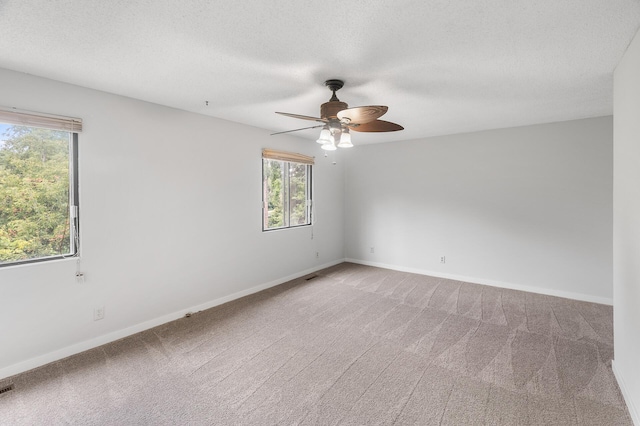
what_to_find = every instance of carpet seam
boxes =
[335,350,403,424]
[390,358,434,425]
[296,337,381,425]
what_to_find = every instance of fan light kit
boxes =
[272,79,403,150]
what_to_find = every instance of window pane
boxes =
[0,124,73,264]
[289,163,308,226]
[263,159,285,229]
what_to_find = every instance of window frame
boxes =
[262,153,313,232]
[0,120,80,268]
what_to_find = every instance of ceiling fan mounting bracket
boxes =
[324,79,344,93]
[322,79,347,117]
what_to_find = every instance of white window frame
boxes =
[262,149,313,231]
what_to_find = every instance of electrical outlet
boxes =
[94,306,105,321]
[75,272,85,283]
[440,256,446,264]
[370,247,375,254]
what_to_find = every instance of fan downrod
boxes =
[325,79,344,102]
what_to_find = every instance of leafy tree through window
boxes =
[262,150,312,231]
[0,122,79,265]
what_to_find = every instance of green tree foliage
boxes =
[289,163,308,225]
[264,159,284,228]
[0,126,71,263]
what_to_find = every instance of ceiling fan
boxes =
[272,79,404,150]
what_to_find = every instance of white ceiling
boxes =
[1,1,639,144]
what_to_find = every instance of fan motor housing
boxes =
[321,101,348,120]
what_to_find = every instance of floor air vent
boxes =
[305,275,318,281]
[0,384,14,396]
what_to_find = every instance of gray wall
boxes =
[344,117,613,303]
[613,26,640,425]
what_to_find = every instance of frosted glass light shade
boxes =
[337,130,353,148]
[316,128,331,144]
[321,141,337,151]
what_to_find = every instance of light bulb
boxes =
[337,129,353,148]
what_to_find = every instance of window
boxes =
[262,149,313,231]
[0,107,81,266]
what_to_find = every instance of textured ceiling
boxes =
[1,0,639,144]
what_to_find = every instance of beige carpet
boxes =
[0,263,632,425]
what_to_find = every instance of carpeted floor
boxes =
[0,263,632,425]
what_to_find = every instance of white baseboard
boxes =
[612,360,640,425]
[0,259,343,381]
[345,258,613,305]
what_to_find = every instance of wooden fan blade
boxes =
[270,124,325,136]
[276,112,327,123]
[337,105,388,124]
[349,120,404,132]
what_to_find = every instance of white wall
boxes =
[344,117,613,303]
[0,68,345,378]
[613,28,640,425]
